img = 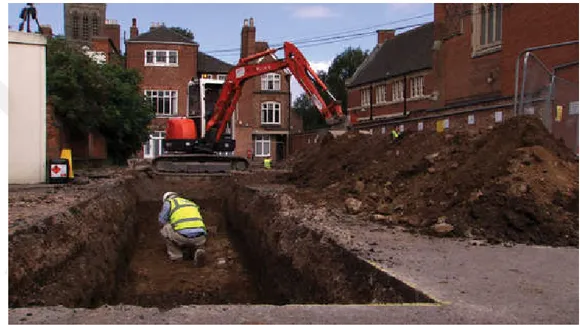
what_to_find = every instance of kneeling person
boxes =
[158,191,207,266]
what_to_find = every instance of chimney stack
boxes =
[130,18,139,39]
[377,29,396,45]
[105,19,121,52]
[240,17,256,59]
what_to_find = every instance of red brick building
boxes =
[346,23,435,131]
[126,20,237,159]
[346,3,578,152]
[234,18,303,162]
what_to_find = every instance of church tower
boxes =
[63,3,106,45]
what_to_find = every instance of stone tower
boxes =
[63,3,106,45]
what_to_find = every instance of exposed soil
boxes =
[112,201,259,309]
[283,116,579,247]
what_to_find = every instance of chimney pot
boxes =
[132,18,136,27]
[249,17,254,27]
[243,19,248,27]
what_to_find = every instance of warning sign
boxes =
[50,164,68,178]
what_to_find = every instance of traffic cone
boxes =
[60,148,74,179]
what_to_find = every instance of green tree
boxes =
[293,93,326,131]
[325,47,368,114]
[169,26,194,40]
[293,69,327,130]
[46,38,154,164]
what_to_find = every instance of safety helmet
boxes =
[163,192,178,201]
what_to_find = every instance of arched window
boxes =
[82,15,89,40]
[92,14,99,36]
[72,13,79,39]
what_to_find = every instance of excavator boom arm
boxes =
[205,42,344,144]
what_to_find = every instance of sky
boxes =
[7,2,434,101]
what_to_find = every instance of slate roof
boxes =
[197,52,234,74]
[348,22,434,88]
[127,26,196,44]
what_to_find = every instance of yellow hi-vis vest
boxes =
[264,158,272,169]
[168,197,206,232]
[391,130,399,138]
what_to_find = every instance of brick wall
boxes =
[126,41,198,133]
[234,18,301,160]
[500,3,579,96]
[357,102,515,137]
[46,102,63,160]
[349,69,435,121]
[434,3,503,105]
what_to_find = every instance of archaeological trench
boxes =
[8,171,437,312]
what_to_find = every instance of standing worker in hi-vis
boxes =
[264,155,272,169]
[158,192,207,266]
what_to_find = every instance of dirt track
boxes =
[112,201,259,309]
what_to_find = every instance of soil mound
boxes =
[285,116,579,247]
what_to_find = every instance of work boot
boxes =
[194,249,206,267]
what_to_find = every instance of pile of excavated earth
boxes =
[284,116,579,247]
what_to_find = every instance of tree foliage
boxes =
[325,47,369,114]
[46,38,154,164]
[293,47,368,129]
[169,26,194,40]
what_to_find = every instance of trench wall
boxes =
[9,172,434,308]
[9,176,139,307]
[226,184,434,304]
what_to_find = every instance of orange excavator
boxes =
[152,42,345,174]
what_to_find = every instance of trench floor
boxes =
[112,201,260,309]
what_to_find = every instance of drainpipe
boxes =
[370,85,374,120]
[403,75,408,116]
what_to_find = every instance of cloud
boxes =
[291,5,340,19]
[291,61,332,102]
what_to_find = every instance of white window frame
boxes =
[361,88,371,106]
[145,90,178,116]
[254,134,271,157]
[261,73,281,91]
[472,3,502,56]
[410,76,424,98]
[468,114,476,125]
[144,50,179,67]
[143,131,166,159]
[392,80,404,102]
[261,101,281,125]
[494,111,503,123]
[376,85,387,104]
[417,121,424,131]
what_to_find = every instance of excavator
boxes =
[152,41,345,174]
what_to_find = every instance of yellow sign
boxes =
[60,148,74,178]
[436,120,444,133]
[556,105,563,122]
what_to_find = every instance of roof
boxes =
[197,51,234,74]
[348,22,434,88]
[127,26,196,45]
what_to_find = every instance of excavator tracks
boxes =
[152,154,249,175]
